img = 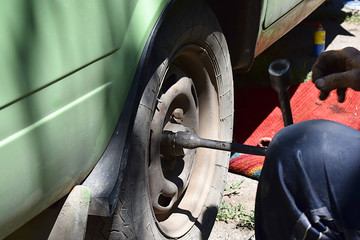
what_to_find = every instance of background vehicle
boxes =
[1,0,324,239]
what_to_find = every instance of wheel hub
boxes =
[149,69,199,217]
[147,45,221,238]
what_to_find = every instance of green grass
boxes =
[216,181,255,230]
[223,181,244,197]
[345,12,360,24]
[216,201,255,229]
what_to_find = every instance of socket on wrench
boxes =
[269,59,293,126]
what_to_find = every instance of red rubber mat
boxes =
[230,81,360,179]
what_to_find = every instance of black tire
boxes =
[110,0,233,239]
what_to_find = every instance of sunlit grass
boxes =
[216,181,255,230]
[345,12,360,24]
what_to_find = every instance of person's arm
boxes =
[312,47,360,102]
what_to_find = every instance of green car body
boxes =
[0,0,324,238]
[0,0,167,237]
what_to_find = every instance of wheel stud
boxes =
[171,108,184,124]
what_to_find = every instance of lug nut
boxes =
[171,108,184,124]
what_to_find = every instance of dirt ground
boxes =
[210,3,360,240]
[209,174,258,240]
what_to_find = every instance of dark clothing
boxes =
[255,120,360,239]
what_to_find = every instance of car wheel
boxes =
[110,0,233,239]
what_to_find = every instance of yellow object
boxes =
[314,24,326,45]
[314,24,326,56]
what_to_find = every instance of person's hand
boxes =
[312,47,360,102]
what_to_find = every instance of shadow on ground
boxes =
[233,2,356,143]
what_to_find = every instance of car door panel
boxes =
[0,0,168,237]
[264,0,303,28]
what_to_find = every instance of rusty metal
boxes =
[269,59,293,126]
[162,131,267,156]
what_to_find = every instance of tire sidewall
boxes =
[126,1,233,239]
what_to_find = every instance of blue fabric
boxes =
[255,120,360,239]
[230,152,242,159]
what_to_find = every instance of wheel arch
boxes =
[206,0,263,71]
[81,0,176,217]
[81,0,261,218]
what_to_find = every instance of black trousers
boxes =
[255,120,360,240]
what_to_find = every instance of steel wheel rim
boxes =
[148,44,221,238]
